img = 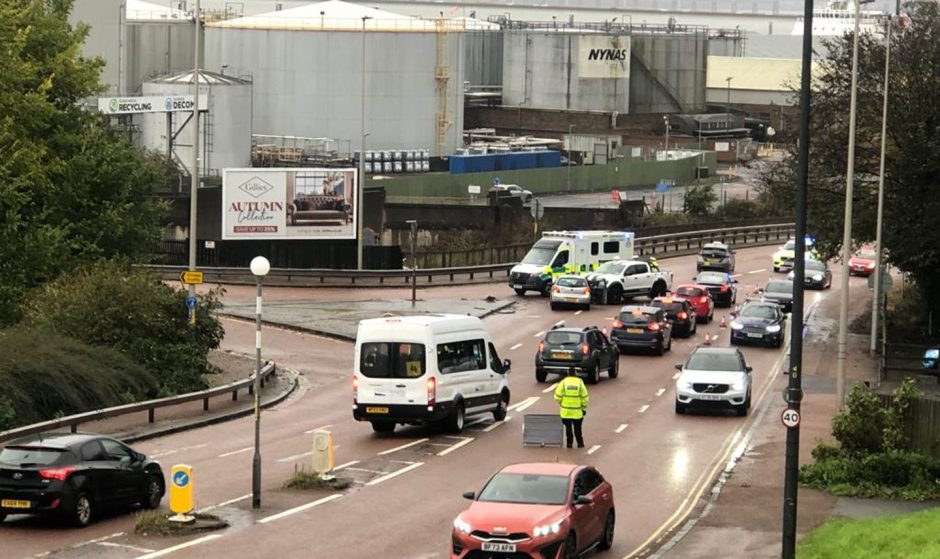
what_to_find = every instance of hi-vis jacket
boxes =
[554,376,589,420]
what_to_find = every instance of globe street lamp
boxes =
[250,255,270,509]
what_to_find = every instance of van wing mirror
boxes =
[502,358,512,372]
[674,363,683,371]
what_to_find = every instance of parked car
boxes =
[693,271,737,308]
[550,275,591,311]
[489,184,533,204]
[452,462,616,559]
[535,326,619,384]
[675,346,753,416]
[609,305,673,355]
[674,284,715,323]
[788,259,832,289]
[849,250,877,277]
[730,300,787,348]
[650,296,698,338]
[760,279,795,313]
[0,433,165,527]
[696,242,735,273]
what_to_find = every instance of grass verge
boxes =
[134,511,228,536]
[283,468,351,491]
[797,506,940,558]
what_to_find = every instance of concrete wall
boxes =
[204,27,465,156]
[126,22,196,94]
[630,31,708,114]
[70,0,124,95]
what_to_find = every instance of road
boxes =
[3,244,860,559]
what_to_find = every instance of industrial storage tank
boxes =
[139,70,253,177]
[202,0,468,156]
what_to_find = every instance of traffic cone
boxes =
[703,333,712,346]
[719,315,727,328]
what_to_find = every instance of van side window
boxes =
[488,342,503,372]
[551,250,569,269]
[603,241,620,254]
[437,339,486,374]
[360,342,427,378]
[590,242,599,256]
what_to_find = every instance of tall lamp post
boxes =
[188,0,201,301]
[567,124,574,192]
[250,255,270,509]
[663,115,669,150]
[357,16,372,270]
[725,76,733,133]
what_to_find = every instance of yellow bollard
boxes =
[169,464,195,521]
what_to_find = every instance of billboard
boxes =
[97,95,206,115]
[578,35,631,79]
[222,168,357,240]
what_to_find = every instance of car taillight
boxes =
[720,285,729,292]
[552,285,560,293]
[352,376,358,405]
[700,296,709,304]
[677,311,688,320]
[583,287,591,295]
[538,340,545,352]
[39,467,76,481]
[581,343,589,355]
[648,322,661,331]
[612,319,623,328]
[427,377,436,407]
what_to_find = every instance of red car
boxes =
[674,284,715,323]
[849,251,877,276]
[452,462,616,559]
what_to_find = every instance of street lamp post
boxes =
[357,16,371,271]
[725,76,733,133]
[663,115,669,150]
[188,0,201,301]
[407,220,417,307]
[836,0,874,408]
[250,255,270,509]
[567,124,574,192]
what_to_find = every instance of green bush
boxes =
[714,198,762,220]
[682,184,717,217]
[832,382,888,456]
[21,262,224,395]
[0,327,157,428]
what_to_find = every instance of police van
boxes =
[353,315,511,434]
[509,231,635,296]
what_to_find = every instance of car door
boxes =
[589,331,609,371]
[100,439,145,505]
[622,264,648,295]
[77,440,120,506]
[487,342,508,404]
[583,468,610,539]
[569,470,601,549]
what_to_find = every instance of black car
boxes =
[694,271,738,308]
[0,433,165,527]
[651,296,698,338]
[788,259,832,289]
[535,326,619,384]
[610,305,673,355]
[696,242,735,273]
[760,279,795,313]
[730,301,787,348]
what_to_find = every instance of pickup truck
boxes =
[584,260,673,305]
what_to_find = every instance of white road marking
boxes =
[575,310,583,315]
[615,424,628,433]
[748,268,767,274]
[655,388,666,397]
[514,397,540,413]
[70,532,125,549]
[484,416,511,432]
[151,443,208,459]
[534,331,545,338]
[98,542,154,553]
[201,494,250,512]
[277,451,312,463]
[672,373,680,380]
[509,396,539,411]
[437,437,475,456]
[345,467,391,475]
[466,417,489,428]
[365,462,424,486]
[258,494,343,524]
[527,315,542,318]
[586,445,601,455]
[133,534,222,559]
[510,343,523,351]
[554,320,565,327]
[304,424,333,434]
[377,438,429,456]
[639,405,650,413]
[542,383,558,394]
[333,460,359,471]
[217,447,252,458]
[731,274,743,278]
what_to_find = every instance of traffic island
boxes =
[134,510,229,536]
[283,467,351,492]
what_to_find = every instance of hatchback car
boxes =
[0,433,165,527]
[452,462,615,559]
[674,284,715,323]
[696,242,735,273]
[550,275,591,311]
[675,347,752,416]
[730,301,787,347]
[760,279,794,313]
[610,305,673,355]
[694,271,737,308]
[650,296,697,338]
[535,326,619,384]
[788,259,832,289]
[849,250,877,276]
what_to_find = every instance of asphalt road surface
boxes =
[4,244,862,559]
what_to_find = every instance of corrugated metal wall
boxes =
[126,22,196,94]
[464,30,504,87]
[629,32,708,113]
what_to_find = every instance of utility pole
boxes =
[567,124,574,192]
[407,220,417,306]
[357,16,371,270]
[188,0,201,301]
[725,77,733,133]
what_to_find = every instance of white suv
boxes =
[674,346,752,416]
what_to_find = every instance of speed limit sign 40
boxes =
[781,408,801,428]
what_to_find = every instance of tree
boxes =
[682,183,717,217]
[755,2,940,320]
[0,0,170,325]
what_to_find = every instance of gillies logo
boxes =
[587,48,628,61]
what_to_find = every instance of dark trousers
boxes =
[562,417,584,448]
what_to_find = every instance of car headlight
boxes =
[732,378,746,391]
[730,320,744,330]
[787,272,795,279]
[678,379,694,390]
[813,274,823,281]
[766,324,781,333]
[453,516,471,534]
[533,520,563,537]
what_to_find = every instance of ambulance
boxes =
[509,231,635,296]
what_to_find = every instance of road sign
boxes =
[868,271,894,294]
[781,408,801,428]
[179,271,204,285]
[185,296,198,310]
[468,184,481,195]
[530,198,544,220]
[655,180,671,193]
[169,464,194,515]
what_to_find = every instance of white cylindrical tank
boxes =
[140,70,252,177]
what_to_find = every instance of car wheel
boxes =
[514,288,526,296]
[541,282,552,297]
[371,421,396,434]
[606,285,623,305]
[564,533,578,559]
[675,399,686,414]
[598,509,615,550]
[550,302,558,311]
[586,364,599,385]
[773,266,780,272]
[493,393,509,421]
[746,390,752,410]
[656,341,665,356]
[776,336,784,349]
[71,492,93,528]
[651,280,667,298]
[143,475,163,510]
[446,402,466,434]
[583,303,591,312]
[608,356,619,379]
[536,368,548,383]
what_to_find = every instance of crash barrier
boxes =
[141,223,795,288]
[0,362,277,444]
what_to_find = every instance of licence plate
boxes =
[698,394,723,401]
[365,406,389,414]
[482,542,517,552]
[565,297,578,302]
[627,328,643,334]
[1,499,30,509]
[551,352,573,360]
[747,333,763,338]
[513,284,524,290]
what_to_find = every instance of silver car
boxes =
[675,346,752,416]
[550,275,591,311]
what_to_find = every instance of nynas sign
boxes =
[579,36,631,78]
[586,48,629,62]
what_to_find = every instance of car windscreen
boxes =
[545,331,581,345]
[477,473,569,505]
[700,249,727,258]
[805,260,826,271]
[595,261,626,275]
[739,305,778,319]
[521,240,562,266]
[765,281,793,295]
[618,311,652,325]
[677,287,704,297]
[359,342,427,378]
[783,240,795,250]
[652,301,683,314]
[557,277,586,288]
[686,351,743,372]
[697,272,728,284]
[0,446,72,466]
[855,252,876,260]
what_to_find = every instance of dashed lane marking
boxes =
[333,460,359,471]
[304,424,333,434]
[133,534,222,559]
[615,424,628,433]
[151,443,208,459]
[200,494,250,512]
[639,405,650,413]
[575,310,583,315]
[376,438,430,456]
[748,268,767,274]
[277,451,313,463]
[542,383,558,394]
[258,494,344,524]
[534,331,546,338]
[554,320,565,327]
[673,373,680,380]
[731,274,743,278]
[365,462,424,486]
[217,447,252,458]
[655,388,666,397]
[484,416,511,432]
[514,397,540,413]
[437,437,475,456]
[510,343,523,351]
[527,315,542,318]
[98,543,154,553]
[586,445,601,455]
[509,396,539,411]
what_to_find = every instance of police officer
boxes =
[553,368,589,448]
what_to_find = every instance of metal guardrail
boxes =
[0,363,277,444]
[142,223,794,287]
